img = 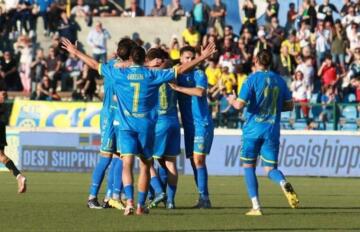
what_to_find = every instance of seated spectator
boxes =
[0,51,22,91]
[93,0,118,17]
[64,53,83,91]
[209,0,227,36]
[318,54,339,88]
[30,48,47,92]
[72,64,98,101]
[33,75,60,101]
[46,46,62,90]
[220,65,236,94]
[122,0,144,17]
[167,0,185,19]
[182,24,200,47]
[291,70,310,118]
[319,85,339,125]
[223,25,238,41]
[150,0,167,17]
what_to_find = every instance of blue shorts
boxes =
[118,128,155,160]
[241,137,280,167]
[183,124,214,158]
[153,118,181,159]
[100,109,119,154]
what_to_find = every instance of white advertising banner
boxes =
[18,129,360,177]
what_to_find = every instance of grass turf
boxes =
[0,172,360,232]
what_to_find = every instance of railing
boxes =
[210,102,360,131]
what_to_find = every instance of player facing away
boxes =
[169,46,214,208]
[62,38,136,209]
[0,91,26,193]
[146,48,181,209]
[228,50,300,216]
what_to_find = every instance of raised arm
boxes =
[61,38,99,71]
[177,42,217,75]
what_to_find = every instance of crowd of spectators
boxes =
[0,0,359,129]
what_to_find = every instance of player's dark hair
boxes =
[131,46,146,65]
[117,38,137,61]
[256,50,272,68]
[180,46,196,56]
[146,48,164,61]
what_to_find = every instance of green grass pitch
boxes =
[1,172,360,232]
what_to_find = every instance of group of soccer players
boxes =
[61,35,299,216]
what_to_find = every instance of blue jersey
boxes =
[99,64,176,131]
[100,59,118,113]
[238,71,292,140]
[177,69,212,127]
[157,83,178,119]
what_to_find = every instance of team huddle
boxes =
[61,36,299,216]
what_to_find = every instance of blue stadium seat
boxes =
[342,106,358,121]
[294,122,307,130]
[340,123,358,131]
[345,94,356,103]
[310,93,319,103]
[281,111,291,120]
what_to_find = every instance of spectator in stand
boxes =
[72,63,97,101]
[267,16,284,64]
[87,21,111,62]
[182,24,200,47]
[315,20,331,68]
[58,11,79,44]
[219,46,240,74]
[285,2,297,32]
[281,30,300,61]
[318,54,339,88]
[291,70,310,118]
[30,48,47,92]
[93,0,117,17]
[167,0,185,19]
[296,56,315,90]
[46,46,62,90]
[36,0,53,35]
[0,7,11,51]
[301,0,317,33]
[14,35,33,92]
[274,45,294,87]
[34,75,60,100]
[5,0,19,33]
[318,0,339,24]
[236,38,251,66]
[241,0,257,36]
[297,20,311,44]
[64,53,83,91]
[342,5,359,30]
[220,65,236,94]
[332,19,347,72]
[150,0,167,17]
[191,0,210,36]
[205,58,221,88]
[319,85,339,126]
[341,0,354,17]
[235,64,247,94]
[254,28,271,55]
[71,0,92,25]
[0,51,22,91]
[346,47,360,89]
[209,0,226,36]
[240,27,255,54]
[266,0,279,24]
[122,0,144,17]
[223,25,238,42]
[220,37,235,54]
[169,35,180,61]
[18,0,35,37]
[48,2,63,35]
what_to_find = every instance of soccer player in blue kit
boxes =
[169,46,214,208]
[228,50,299,216]
[62,38,136,210]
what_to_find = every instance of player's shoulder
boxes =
[194,68,205,77]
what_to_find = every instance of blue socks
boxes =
[150,176,164,195]
[191,160,198,187]
[244,167,258,199]
[124,185,134,201]
[268,169,286,185]
[197,166,208,199]
[89,156,112,198]
[112,158,123,199]
[167,184,177,203]
[137,191,147,207]
[158,166,168,189]
[105,159,115,199]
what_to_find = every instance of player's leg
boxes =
[261,139,299,209]
[103,158,115,208]
[136,156,151,215]
[108,154,125,210]
[184,126,198,187]
[193,125,213,209]
[148,160,166,208]
[0,150,26,193]
[241,138,262,216]
[0,122,26,193]
[164,156,178,209]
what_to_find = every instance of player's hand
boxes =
[145,58,162,68]
[0,91,7,103]
[227,90,237,104]
[201,42,217,59]
[168,82,180,91]
[61,38,78,55]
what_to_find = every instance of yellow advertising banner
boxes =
[10,99,102,128]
